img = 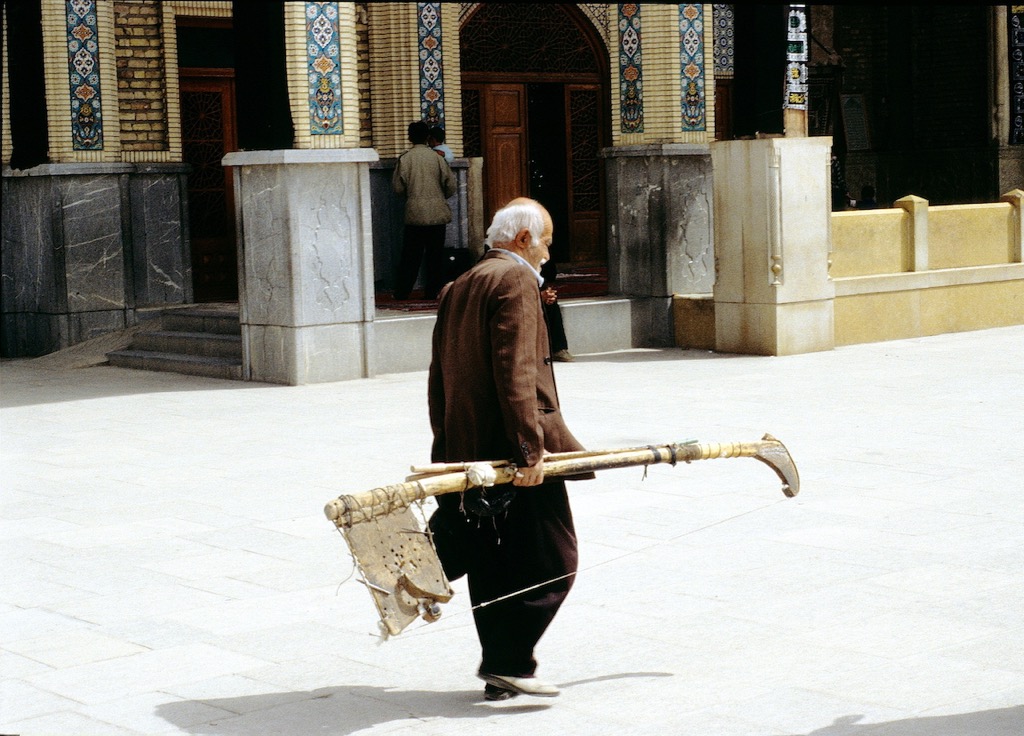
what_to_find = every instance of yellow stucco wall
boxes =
[930,204,1016,269]
[835,279,1024,346]
[679,195,1024,352]
[830,209,906,277]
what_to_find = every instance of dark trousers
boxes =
[394,223,447,300]
[544,301,568,354]
[429,480,578,677]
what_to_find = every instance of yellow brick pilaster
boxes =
[438,2,462,159]
[42,0,122,162]
[162,1,231,164]
[286,2,361,149]
[367,2,422,158]
[1,8,11,162]
[610,2,716,147]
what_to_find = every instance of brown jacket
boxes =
[392,143,456,226]
[428,250,586,467]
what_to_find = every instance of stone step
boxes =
[160,305,241,335]
[106,349,242,381]
[132,330,242,360]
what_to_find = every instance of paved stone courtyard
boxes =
[2,326,1022,734]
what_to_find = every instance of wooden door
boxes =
[180,70,238,302]
[564,84,604,265]
[474,83,529,225]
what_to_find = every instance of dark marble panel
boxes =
[57,175,126,312]
[128,172,191,305]
[2,165,192,357]
[66,308,128,345]
[1,176,63,312]
[369,163,403,290]
[0,312,62,357]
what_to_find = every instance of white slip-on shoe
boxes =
[478,672,560,697]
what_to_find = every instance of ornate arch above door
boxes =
[458,3,611,45]
[459,4,610,269]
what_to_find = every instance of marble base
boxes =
[603,144,714,299]
[224,149,379,385]
[1,163,190,357]
[715,300,835,356]
[245,322,367,385]
[711,137,836,355]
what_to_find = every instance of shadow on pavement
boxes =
[571,348,753,364]
[155,673,675,734]
[775,705,1024,736]
[156,684,549,734]
[0,361,274,409]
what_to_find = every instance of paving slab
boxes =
[2,325,1023,735]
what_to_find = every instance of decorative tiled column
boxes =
[223,149,379,385]
[603,4,715,347]
[712,137,835,355]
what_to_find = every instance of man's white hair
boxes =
[484,201,545,249]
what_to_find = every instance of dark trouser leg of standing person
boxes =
[422,223,448,300]
[466,481,578,678]
[393,225,427,300]
[544,301,568,355]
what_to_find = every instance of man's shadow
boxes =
[778,706,1023,736]
[155,673,672,735]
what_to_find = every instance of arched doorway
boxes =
[460,4,609,270]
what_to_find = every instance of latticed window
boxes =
[460,4,598,74]
[569,89,600,212]
[182,90,228,238]
[462,88,482,158]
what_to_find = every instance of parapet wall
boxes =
[675,188,1024,352]
[830,191,1023,346]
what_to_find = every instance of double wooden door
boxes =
[466,81,605,267]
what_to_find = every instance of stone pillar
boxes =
[712,137,835,355]
[223,149,379,385]
[895,195,929,271]
[1001,189,1023,263]
[602,144,714,347]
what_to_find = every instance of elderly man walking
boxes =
[426,197,591,701]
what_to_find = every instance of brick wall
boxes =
[114,0,168,152]
[356,2,372,148]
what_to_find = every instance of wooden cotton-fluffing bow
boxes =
[325,434,800,637]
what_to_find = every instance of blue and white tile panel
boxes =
[66,0,103,150]
[418,2,444,124]
[785,4,808,110]
[306,2,343,135]
[679,4,705,131]
[618,3,643,133]
[712,4,734,78]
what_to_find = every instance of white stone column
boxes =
[711,137,835,355]
[223,149,379,385]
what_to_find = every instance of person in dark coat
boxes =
[427,197,590,701]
